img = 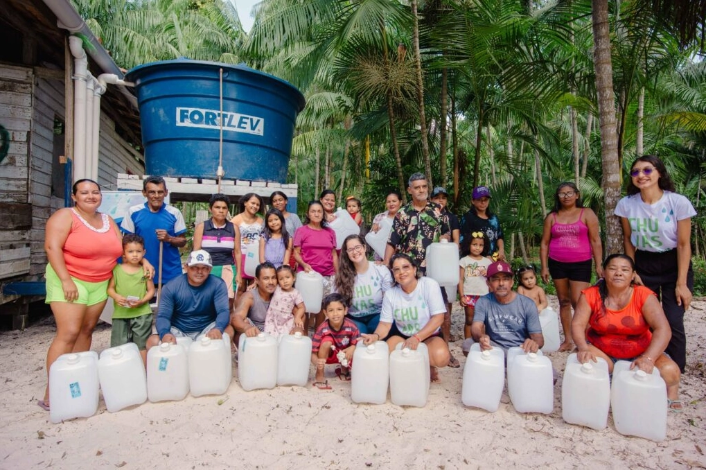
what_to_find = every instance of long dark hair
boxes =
[467,231,490,257]
[335,234,366,305]
[552,182,584,213]
[389,253,419,286]
[238,193,263,214]
[596,254,636,319]
[262,208,289,247]
[303,200,329,228]
[626,155,676,195]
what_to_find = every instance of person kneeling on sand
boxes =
[311,293,360,390]
[146,250,233,349]
[231,262,278,346]
[471,261,544,353]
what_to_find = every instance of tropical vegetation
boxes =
[72,0,705,264]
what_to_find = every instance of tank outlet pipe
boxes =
[68,35,87,182]
[97,74,135,88]
[85,75,95,181]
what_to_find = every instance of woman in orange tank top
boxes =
[39,179,153,411]
[571,254,683,412]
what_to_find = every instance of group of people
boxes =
[39,155,695,413]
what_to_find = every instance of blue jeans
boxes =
[347,313,380,335]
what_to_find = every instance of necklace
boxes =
[71,208,110,233]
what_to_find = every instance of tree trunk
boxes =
[324,144,331,189]
[314,146,320,199]
[472,108,484,187]
[518,232,530,265]
[439,68,448,187]
[581,113,593,178]
[592,0,623,254]
[571,106,580,186]
[411,0,432,185]
[535,147,547,218]
[387,92,407,201]
[636,86,644,156]
[338,141,350,202]
[487,125,497,186]
[509,233,515,260]
[452,91,460,206]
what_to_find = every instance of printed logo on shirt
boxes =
[628,217,662,249]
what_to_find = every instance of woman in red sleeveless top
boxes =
[39,179,153,411]
[572,254,682,411]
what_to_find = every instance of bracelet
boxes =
[373,333,380,340]
[413,334,422,342]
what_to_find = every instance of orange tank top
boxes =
[63,209,123,282]
[583,285,654,359]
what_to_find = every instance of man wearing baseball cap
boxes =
[471,260,544,352]
[146,249,233,349]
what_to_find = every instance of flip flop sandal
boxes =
[668,399,685,413]
[312,380,332,390]
[37,400,50,411]
[335,367,351,381]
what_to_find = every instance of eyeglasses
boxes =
[558,191,576,198]
[630,167,655,177]
[346,245,365,254]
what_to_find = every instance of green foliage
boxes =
[693,257,706,297]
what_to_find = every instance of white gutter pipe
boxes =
[68,36,87,182]
[92,78,107,181]
[85,76,95,181]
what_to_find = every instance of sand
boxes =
[0,296,704,469]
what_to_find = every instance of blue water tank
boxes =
[126,59,305,182]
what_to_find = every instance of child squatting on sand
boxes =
[263,265,306,336]
[311,293,361,389]
[516,265,548,312]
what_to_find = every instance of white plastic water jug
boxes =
[98,343,147,412]
[49,351,99,423]
[506,346,544,376]
[296,271,324,313]
[189,335,232,397]
[277,332,312,387]
[538,308,561,353]
[425,239,460,287]
[243,241,260,278]
[238,333,278,391]
[328,209,360,249]
[176,336,193,350]
[351,341,389,405]
[611,360,667,441]
[365,216,393,259]
[462,346,505,412]
[147,342,189,402]
[389,343,430,407]
[561,353,610,430]
[507,351,554,414]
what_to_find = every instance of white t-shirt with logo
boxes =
[459,256,493,295]
[347,263,394,318]
[380,276,446,336]
[615,192,696,252]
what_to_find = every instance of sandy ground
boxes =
[0,296,705,470]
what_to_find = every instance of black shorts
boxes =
[387,322,443,341]
[548,258,592,283]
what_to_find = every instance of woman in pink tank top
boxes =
[39,179,153,411]
[540,182,603,351]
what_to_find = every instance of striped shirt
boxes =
[312,318,360,353]
[201,219,236,266]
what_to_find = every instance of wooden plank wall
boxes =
[29,76,66,276]
[97,112,144,189]
[0,65,33,284]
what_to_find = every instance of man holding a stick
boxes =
[121,176,187,294]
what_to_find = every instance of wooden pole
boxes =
[156,241,164,307]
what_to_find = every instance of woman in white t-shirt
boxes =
[334,235,393,334]
[615,155,696,373]
[361,254,451,381]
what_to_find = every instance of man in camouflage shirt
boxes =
[384,173,450,275]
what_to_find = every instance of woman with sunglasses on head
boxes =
[540,182,603,351]
[334,235,393,334]
[615,156,696,373]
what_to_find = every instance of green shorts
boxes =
[45,264,110,306]
[111,314,153,350]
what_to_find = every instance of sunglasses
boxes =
[515,265,536,275]
[630,167,655,177]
